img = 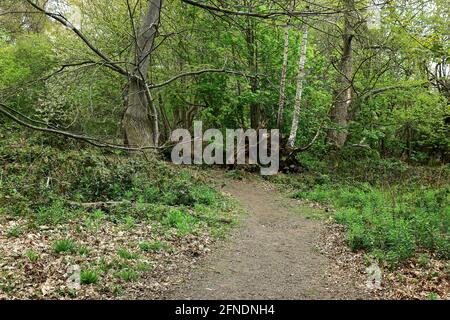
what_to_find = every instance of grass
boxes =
[80,269,99,285]
[112,285,124,296]
[136,262,152,272]
[117,248,139,260]
[138,240,168,253]
[36,201,70,225]
[25,249,39,262]
[0,130,240,298]
[78,245,90,256]
[52,239,77,254]
[294,204,330,220]
[121,215,136,229]
[162,208,197,234]
[289,177,449,266]
[6,226,22,238]
[115,269,138,282]
[224,169,245,180]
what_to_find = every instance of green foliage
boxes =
[25,249,39,262]
[350,88,449,163]
[117,248,138,260]
[52,239,77,254]
[1,0,447,295]
[6,226,22,238]
[120,215,136,230]
[0,34,55,90]
[138,240,168,253]
[115,269,138,282]
[0,130,235,240]
[78,246,90,256]
[162,208,197,234]
[36,201,72,225]
[427,292,439,300]
[80,270,99,285]
[289,165,450,265]
[136,262,152,272]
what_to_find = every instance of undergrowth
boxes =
[269,154,450,266]
[0,128,237,238]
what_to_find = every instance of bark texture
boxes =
[287,23,309,148]
[123,0,162,148]
[277,19,291,128]
[327,0,354,149]
[246,17,261,129]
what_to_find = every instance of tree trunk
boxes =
[287,23,309,148]
[327,0,354,149]
[277,18,291,128]
[122,0,162,148]
[246,17,260,129]
[123,78,155,147]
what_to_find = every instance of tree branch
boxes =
[286,123,323,159]
[25,0,130,77]
[360,81,429,101]
[0,103,162,152]
[181,0,342,19]
[148,68,254,89]
[292,123,323,153]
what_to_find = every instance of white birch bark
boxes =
[287,23,309,148]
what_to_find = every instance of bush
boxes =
[0,130,230,235]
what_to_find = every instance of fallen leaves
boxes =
[0,215,216,300]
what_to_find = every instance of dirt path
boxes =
[166,177,370,300]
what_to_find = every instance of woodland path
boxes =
[165,175,370,300]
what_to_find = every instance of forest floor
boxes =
[164,173,373,300]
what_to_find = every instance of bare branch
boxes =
[290,123,323,154]
[148,68,254,89]
[25,0,131,77]
[181,0,343,19]
[0,103,162,152]
[360,81,429,101]
[0,10,41,16]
